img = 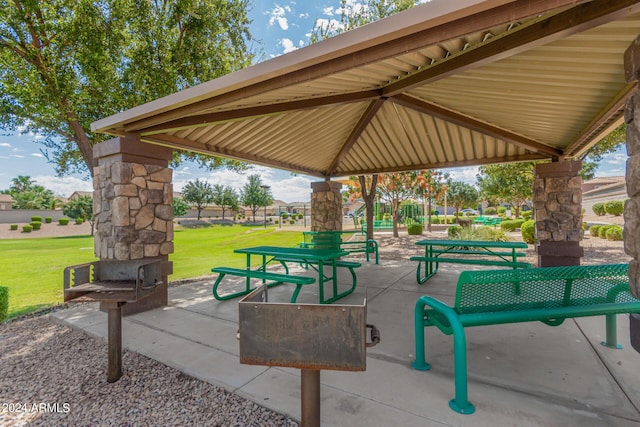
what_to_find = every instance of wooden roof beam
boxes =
[383,0,640,96]
[391,94,563,158]
[325,97,387,177]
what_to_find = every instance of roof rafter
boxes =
[383,0,640,96]
[325,97,387,177]
[390,94,563,158]
[130,91,382,134]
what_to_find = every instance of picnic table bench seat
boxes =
[211,267,315,303]
[412,263,640,415]
[301,230,378,264]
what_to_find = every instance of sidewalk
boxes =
[51,260,640,426]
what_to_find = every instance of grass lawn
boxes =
[0,225,301,319]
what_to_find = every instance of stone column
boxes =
[533,161,584,267]
[311,181,343,231]
[623,35,640,352]
[93,135,174,314]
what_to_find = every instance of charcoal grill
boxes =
[64,259,172,382]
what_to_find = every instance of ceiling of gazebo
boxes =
[92,0,640,179]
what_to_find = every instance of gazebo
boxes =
[88,0,640,315]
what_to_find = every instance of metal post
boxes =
[301,369,320,427]
[105,301,124,383]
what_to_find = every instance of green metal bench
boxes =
[412,263,640,415]
[211,267,315,303]
[301,230,379,264]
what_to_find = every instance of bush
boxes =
[75,217,84,224]
[281,213,289,220]
[22,225,33,232]
[598,225,614,239]
[592,202,606,216]
[589,225,601,238]
[9,224,18,231]
[298,214,304,220]
[45,216,53,223]
[500,219,526,232]
[604,200,624,216]
[289,219,295,224]
[275,220,279,224]
[522,211,532,220]
[0,286,8,321]
[497,206,507,215]
[407,223,423,235]
[484,207,497,215]
[448,225,463,238]
[30,215,42,222]
[383,213,392,221]
[58,217,70,225]
[605,225,623,241]
[521,219,536,244]
[30,221,42,230]
[456,218,473,228]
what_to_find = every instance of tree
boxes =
[63,195,94,235]
[240,175,273,224]
[416,170,448,231]
[446,181,479,219]
[376,172,418,237]
[8,175,56,210]
[212,184,239,220]
[346,175,378,241]
[477,162,536,217]
[0,0,254,177]
[172,197,189,218]
[182,180,213,221]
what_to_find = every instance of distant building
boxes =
[581,176,626,193]
[69,191,93,200]
[0,194,15,210]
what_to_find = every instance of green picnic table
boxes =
[411,239,530,284]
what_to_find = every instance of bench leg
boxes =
[601,314,623,349]
[416,260,438,284]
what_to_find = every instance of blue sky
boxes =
[0,1,628,202]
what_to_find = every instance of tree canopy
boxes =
[212,184,239,220]
[477,162,536,216]
[240,175,273,224]
[446,181,479,218]
[5,175,56,209]
[0,0,254,177]
[182,179,213,221]
[63,195,94,234]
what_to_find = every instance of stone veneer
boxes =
[310,181,343,231]
[533,161,584,267]
[93,137,174,261]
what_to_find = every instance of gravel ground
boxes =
[0,222,628,426]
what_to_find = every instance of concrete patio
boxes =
[51,259,640,426]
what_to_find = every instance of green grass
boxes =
[0,225,301,319]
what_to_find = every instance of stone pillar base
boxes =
[537,240,584,267]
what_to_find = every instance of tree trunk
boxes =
[358,175,378,241]
[392,200,399,238]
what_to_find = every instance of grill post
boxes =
[105,301,124,383]
[301,369,321,427]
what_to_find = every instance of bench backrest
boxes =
[302,231,342,249]
[454,264,635,314]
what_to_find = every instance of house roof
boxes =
[92,0,640,179]
[0,194,15,203]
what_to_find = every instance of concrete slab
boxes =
[52,260,640,426]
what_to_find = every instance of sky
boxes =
[0,1,629,202]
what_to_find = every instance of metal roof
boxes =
[92,0,640,179]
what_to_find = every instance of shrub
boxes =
[275,220,279,224]
[484,207,497,215]
[407,224,423,235]
[75,217,84,224]
[604,200,624,216]
[0,286,8,321]
[281,213,289,220]
[30,221,42,230]
[605,225,623,241]
[298,214,304,220]
[500,219,526,232]
[475,226,511,242]
[448,225,463,238]
[456,218,473,228]
[589,225,601,238]
[9,224,17,231]
[22,225,33,232]
[497,206,507,215]
[289,219,295,224]
[383,213,392,221]
[522,211,532,220]
[45,216,53,223]
[598,225,613,239]
[30,215,42,222]
[58,217,70,225]
[592,202,606,216]
[521,219,536,244]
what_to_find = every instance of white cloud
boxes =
[31,152,44,158]
[322,7,335,16]
[443,166,479,186]
[313,18,343,33]
[606,153,627,165]
[10,154,24,158]
[31,175,93,197]
[0,142,11,148]
[280,38,299,53]
[269,5,291,31]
